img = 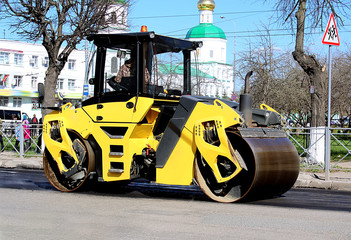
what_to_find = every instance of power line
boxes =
[165,29,351,39]
[1,15,350,41]
[128,9,277,20]
[3,29,350,42]
[163,23,351,35]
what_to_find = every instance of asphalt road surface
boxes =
[0,168,351,240]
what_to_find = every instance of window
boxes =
[13,75,23,87]
[0,52,10,64]
[31,76,38,89]
[0,74,9,87]
[32,98,39,109]
[42,57,49,67]
[68,59,76,70]
[4,110,20,120]
[68,79,76,90]
[119,10,127,25]
[111,57,118,73]
[111,12,117,23]
[0,97,9,106]
[210,50,214,58]
[30,56,38,67]
[13,97,22,107]
[57,78,64,90]
[14,54,24,66]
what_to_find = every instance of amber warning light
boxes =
[141,25,148,32]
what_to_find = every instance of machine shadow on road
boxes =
[70,184,351,213]
[42,182,351,213]
[250,188,351,212]
[1,168,350,212]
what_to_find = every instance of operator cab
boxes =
[84,32,202,106]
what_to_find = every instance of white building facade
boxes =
[0,40,86,119]
[0,0,129,119]
[98,0,129,34]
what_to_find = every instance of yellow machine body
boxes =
[42,32,299,202]
[43,97,243,186]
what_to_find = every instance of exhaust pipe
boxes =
[239,71,253,127]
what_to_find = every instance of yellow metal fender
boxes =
[260,103,285,124]
[194,119,243,183]
[43,104,79,174]
[260,103,278,113]
[43,103,94,174]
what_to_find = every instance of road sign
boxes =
[230,93,237,101]
[83,84,89,96]
[322,12,340,46]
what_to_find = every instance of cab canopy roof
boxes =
[87,32,202,54]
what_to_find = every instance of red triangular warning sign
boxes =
[322,12,340,46]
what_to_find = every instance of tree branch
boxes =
[284,0,299,22]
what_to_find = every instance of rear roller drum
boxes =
[194,130,299,203]
[43,135,95,192]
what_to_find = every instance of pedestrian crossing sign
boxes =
[322,12,340,46]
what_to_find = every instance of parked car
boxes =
[0,107,27,137]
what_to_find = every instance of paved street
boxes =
[0,168,351,240]
[1,150,351,191]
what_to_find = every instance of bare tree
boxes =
[238,25,313,126]
[156,52,184,91]
[239,26,291,107]
[331,49,351,127]
[274,64,311,126]
[192,63,218,96]
[0,0,130,116]
[269,0,350,127]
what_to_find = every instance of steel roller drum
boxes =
[43,137,95,192]
[195,128,300,202]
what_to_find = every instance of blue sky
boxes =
[1,0,350,65]
[127,0,351,65]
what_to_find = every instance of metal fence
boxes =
[1,123,350,174]
[283,127,351,173]
[0,123,43,158]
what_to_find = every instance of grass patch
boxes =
[288,134,351,161]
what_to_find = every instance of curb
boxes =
[293,173,351,191]
[0,159,43,170]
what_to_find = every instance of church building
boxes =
[185,0,234,98]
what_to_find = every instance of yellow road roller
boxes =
[42,32,299,202]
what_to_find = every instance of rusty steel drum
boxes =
[195,129,300,203]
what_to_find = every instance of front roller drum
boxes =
[43,135,95,192]
[194,130,299,203]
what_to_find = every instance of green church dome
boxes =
[186,23,226,40]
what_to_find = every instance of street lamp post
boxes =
[220,16,236,96]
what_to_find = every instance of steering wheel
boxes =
[107,77,128,92]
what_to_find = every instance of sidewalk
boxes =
[0,152,43,169]
[0,151,351,191]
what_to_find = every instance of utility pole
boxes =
[220,16,236,95]
[83,38,89,101]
